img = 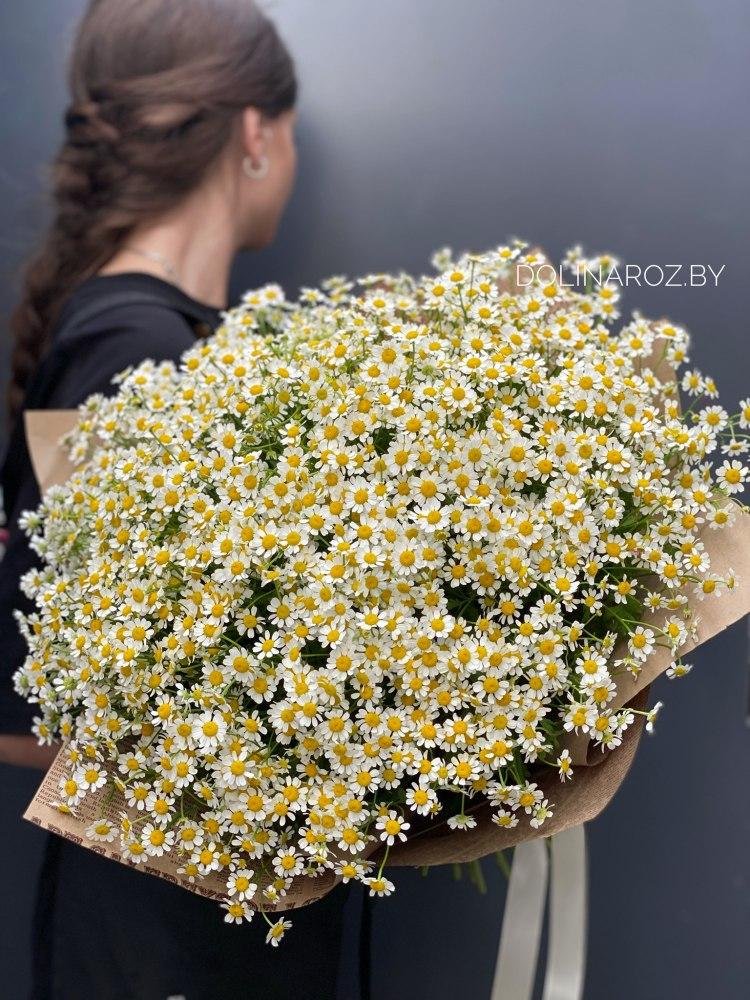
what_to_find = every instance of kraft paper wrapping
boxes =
[561,505,750,765]
[23,410,81,495]
[20,409,750,908]
[24,746,339,911]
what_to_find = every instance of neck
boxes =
[100,187,237,309]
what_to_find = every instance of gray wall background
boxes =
[1,0,748,997]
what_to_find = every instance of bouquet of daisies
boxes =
[14,244,750,944]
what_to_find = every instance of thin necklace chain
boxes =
[121,245,181,286]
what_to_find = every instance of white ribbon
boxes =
[490,825,587,1000]
[490,838,548,1000]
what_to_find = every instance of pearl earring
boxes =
[242,154,269,180]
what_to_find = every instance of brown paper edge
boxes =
[561,502,750,764]
[26,692,649,905]
[23,747,342,913]
[24,410,81,493]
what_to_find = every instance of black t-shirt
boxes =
[0,272,221,732]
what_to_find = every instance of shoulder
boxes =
[57,274,202,360]
[51,309,196,408]
[47,280,203,407]
[73,300,198,364]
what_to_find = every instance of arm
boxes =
[0,735,57,769]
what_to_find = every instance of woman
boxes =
[0,2,356,997]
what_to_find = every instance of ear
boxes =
[240,107,268,166]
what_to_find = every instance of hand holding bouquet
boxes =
[15,243,750,943]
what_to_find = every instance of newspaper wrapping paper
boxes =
[20,408,750,908]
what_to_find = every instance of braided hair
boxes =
[6,0,297,425]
